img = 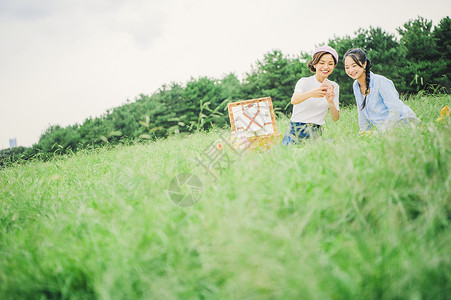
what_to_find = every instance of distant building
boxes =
[9,138,17,149]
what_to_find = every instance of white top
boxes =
[290,75,340,125]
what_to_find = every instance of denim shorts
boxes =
[282,122,322,146]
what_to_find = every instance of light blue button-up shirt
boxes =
[353,72,418,131]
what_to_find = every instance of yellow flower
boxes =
[359,130,374,137]
[440,105,450,117]
[436,105,450,122]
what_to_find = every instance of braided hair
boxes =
[344,48,372,110]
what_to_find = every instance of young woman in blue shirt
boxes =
[343,48,419,132]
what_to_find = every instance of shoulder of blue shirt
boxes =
[352,72,394,90]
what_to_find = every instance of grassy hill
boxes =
[0,94,450,299]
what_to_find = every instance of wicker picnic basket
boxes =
[227,97,282,151]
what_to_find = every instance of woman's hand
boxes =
[325,85,335,103]
[291,83,334,105]
[309,86,328,98]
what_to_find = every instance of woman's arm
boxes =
[291,87,328,105]
[378,77,417,123]
[378,78,403,110]
[328,102,340,121]
[358,109,371,131]
[326,85,339,121]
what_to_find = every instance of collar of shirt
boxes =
[313,75,329,86]
[353,72,375,96]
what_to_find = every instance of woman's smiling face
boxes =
[314,53,336,80]
[344,56,366,80]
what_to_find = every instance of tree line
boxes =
[1,16,450,167]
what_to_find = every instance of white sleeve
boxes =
[294,78,307,93]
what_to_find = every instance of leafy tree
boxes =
[433,16,451,62]
[219,73,241,101]
[397,16,437,61]
[150,82,185,135]
[397,16,440,92]
[37,125,81,156]
[78,117,108,146]
[433,16,451,91]
[0,146,28,167]
[241,50,305,114]
[183,77,225,131]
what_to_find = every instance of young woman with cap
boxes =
[343,48,419,132]
[282,45,340,145]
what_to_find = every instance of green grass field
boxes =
[1,94,450,299]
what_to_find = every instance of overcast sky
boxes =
[0,0,449,149]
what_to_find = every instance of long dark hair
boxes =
[344,48,372,110]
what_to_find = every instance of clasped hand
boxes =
[311,84,335,103]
